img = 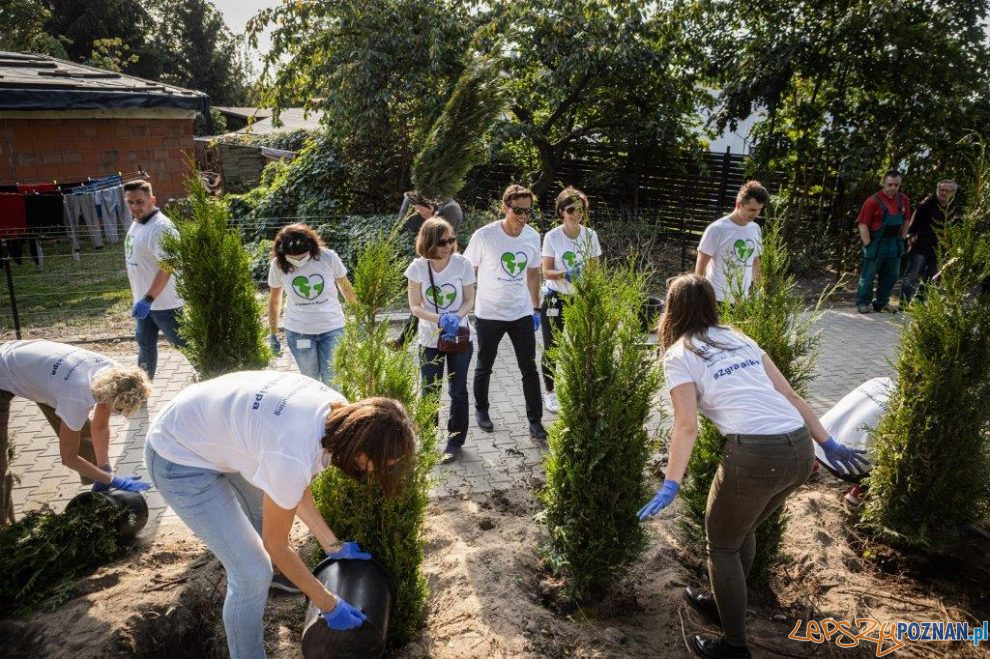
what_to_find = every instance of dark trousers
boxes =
[421,345,473,446]
[473,316,542,424]
[900,251,938,303]
[539,291,568,391]
[705,428,815,646]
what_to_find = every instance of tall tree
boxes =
[156,0,249,105]
[486,0,710,194]
[249,0,477,210]
[0,0,66,56]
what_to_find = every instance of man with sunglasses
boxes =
[464,184,547,442]
[394,191,464,347]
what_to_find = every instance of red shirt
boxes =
[856,192,911,232]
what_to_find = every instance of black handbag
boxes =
[427,262,470,353]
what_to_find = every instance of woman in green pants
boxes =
[638,274,866,659]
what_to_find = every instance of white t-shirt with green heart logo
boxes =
[542,225,602,295]
[124,210,183,310]
[403,254,476,348]
[697,215,762,302]
[268,248,348,335]
[463,221,541,321]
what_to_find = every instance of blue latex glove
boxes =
[93,474,142,492]
[533,313,541,331]
[638,480,681,520]
[438,313,460,337]
[328,541,372,561]
[564,263,583,282]
[110,475,152,492]
[131,299,152,320]
[268,333,281,356]
[323,597,367,631]
[820,436,870,476]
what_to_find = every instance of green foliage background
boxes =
[542,261,663,601]
[310,234,439,646]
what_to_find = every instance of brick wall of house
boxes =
[0,117,194,201]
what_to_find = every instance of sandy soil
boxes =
[3,469,987,658]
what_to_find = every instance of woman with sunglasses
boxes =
[268,224,358,387]
[540,187,601,413]
[638,274,867,659]
[145,370,416,659]
[404,218,476,463]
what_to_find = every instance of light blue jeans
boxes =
[285,327,345,387]
[145,443,271,659]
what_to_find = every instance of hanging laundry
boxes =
[0,193,27,239]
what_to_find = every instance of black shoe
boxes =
[439,442,461,464]
[475,409,494,432]
[685,586,722,626]
[529,421,547,441]
[690,634,751,659]
[270,573,301,594]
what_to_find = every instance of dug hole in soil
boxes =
[2,469,987,659]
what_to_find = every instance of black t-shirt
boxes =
[908,195,945,256]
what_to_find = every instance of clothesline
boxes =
[0,168,150,186]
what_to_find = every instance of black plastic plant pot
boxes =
[301,556,397,659]
[65,490,149,543]
[639,295,664,333]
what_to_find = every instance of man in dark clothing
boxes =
[901,179,957,304]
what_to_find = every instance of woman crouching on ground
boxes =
[638,274,866,659]
[144,370,416,659]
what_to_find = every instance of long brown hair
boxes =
[321,397,416,497]
[658,274,734,357]
[272,223,325,274]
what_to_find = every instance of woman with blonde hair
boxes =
[0,340,152,505]
[405,217,476,463]
[639,274,866,659]
[267,223,357,387]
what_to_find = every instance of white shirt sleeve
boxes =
[460,256,477,285]
[403,259,423,283]
[697,224,718,256]
[527,230,541,268]
[252,452,313,510]
[542,230,556,258]
[54,397,94,432]
[327,250,348,278]
[463,231,483,266]
[590,229,602,258]
[662,347,697,391]
[267,259,283,289]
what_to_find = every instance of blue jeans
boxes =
[285,327,345,387]
[145,443,270,659]
[136,307,187,380]
[420,344,473,446]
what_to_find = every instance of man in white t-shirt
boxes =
[123,180,186,379]
[695,180,769,303]
[463,184,547,441]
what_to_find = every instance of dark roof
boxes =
[214,106,273,120]
[0,51,208,112]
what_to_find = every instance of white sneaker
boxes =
[544,392,560,414]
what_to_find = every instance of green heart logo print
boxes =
[291,274,325,300]
[124,234,134,258]
[562,251,578,269]
[733,239,756,263]
[426,284,457,309]
[500,251,528,278]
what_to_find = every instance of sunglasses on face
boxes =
[563,205,583,215]
[509,206,533,217]
[437,236,457,246]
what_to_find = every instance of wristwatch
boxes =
[142,294,155,303]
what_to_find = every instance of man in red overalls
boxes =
[855,170,911,313]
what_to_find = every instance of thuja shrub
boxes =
[310,233,439,646]
[678,218,822,585]
[542,262,663,602]
[862,153,990,549]
[0,502,128,617]
[161,173,270,379]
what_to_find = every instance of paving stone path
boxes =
[7,309,905,539]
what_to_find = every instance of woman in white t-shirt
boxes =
[540,187,601,413]
[404,218,476,464]
[144,371,416,659]
[637,274,866,659]
[267,224,358,387]
[0,340,152,518]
